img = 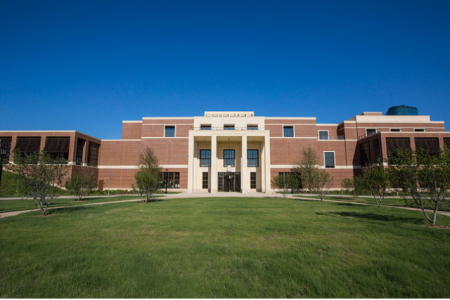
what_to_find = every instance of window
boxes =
[202,172,208,189]
[200,149,211,167]
[76,139,85,165]
[248,149,259,167]
[319,131,329,140]
[324,152,335,168]
[165,126,175,137]
[366,129,377,136]
[87,142,100,167]
[444,138,450,150]
[0,137,12,162]
[390,129,401,132]
[360,142,372,167]
[14,137,41,158]
[415,138,440,156]
[161,172,180,188]
[386,138,411,162]
[223,149,235,167]
[283,126,294,137]
[201,125,211,130]
[247,125,258,130]
[224,125,235,130]
[44,137,70,161]
[415,128,425,132]
[251,172,256,189]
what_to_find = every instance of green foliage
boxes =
[296,144,320,191]
[362,166,391,207]
[132,147,162,202]
[341,176,364,199]
[0,170,28,197]
[4,150,69,215]
[311,170,334,201]
[64,168,97,201]
[388,148,450,226]
[271,175,289,197]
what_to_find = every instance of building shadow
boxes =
[316,211,423,224]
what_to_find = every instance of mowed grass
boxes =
[294,194,450,211]
[0,196,146,213]
[1,197,450,298]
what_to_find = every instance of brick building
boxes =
[1,109,449,193]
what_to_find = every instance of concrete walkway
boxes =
[1,192,449,219]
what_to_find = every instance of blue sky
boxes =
[1,0,449,138]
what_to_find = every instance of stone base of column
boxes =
[210,188,218,194]
[241,189,251,194]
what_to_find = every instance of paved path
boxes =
[1,192,449,219]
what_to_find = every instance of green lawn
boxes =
[1,197,450,297]
[0,195,147,213]
[294,194,450,212]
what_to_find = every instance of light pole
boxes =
[165,168,168,194]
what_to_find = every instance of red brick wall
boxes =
[142,138,189,165]
[122,123,142,139]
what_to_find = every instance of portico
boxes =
[187,113,272,193]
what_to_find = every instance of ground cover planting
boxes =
[1,197,450,297]
[0,196,146,213]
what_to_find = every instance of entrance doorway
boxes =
[218,172,241,192]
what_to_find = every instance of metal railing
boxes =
[190,127,269,131]
[358,132,379,140]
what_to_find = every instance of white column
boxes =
[210,135,218,193]
[264,135,272,193]
[261,140,266,192]
[241,135,248,193]
[187,135,194,193]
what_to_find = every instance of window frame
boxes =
[223,149,235,167]
[283,126,294,137]
[200,149,211,167]
[324,151,335,168]
[366,128,377,136]
[318,130,329,140]
[224,125,235,130]
[164,125,176,137]
[247,149,259,167]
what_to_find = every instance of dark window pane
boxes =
[415,129,425,132]
[250,172,256,189]
[360,142,371,167]
[248,149,259,167]
[283,127,293,137]
[415,138,439,156]
[87,142,100,167]
[386,138,411,161]
[325,152,335,168]
[201,125,211,130]
[223,149,235,167]
[247,125,258,130]
[76,139,85,165]
[202,172,208,189]
[319,131,328,140]
[165,126,175,137]
[0,137,12,161]
[14,137,41,158]
[367,129,377,136]
[224,125,235,130]
[200,149,211,167]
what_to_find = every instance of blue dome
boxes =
[385,105,418,116]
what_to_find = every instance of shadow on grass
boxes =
[316,211,424,224]
[47,206,95,215]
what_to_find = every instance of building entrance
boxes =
[218,172,241,192]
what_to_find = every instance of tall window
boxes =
[44,137,70,161]
[224,125,235,130]
[366,129,377,136]
[0,137,12,161]
[386,138,411,162]
[161,172,180,188]
[202,172,208,189]
[76,139,85,165]
[88,142,100,167]
[415,138,440,156]
[248,149,259,167]
[360,142,371,167]
[250,172,256,189]
[165,126,175,137]
[324,152,335,168]
[283,126,293,137]
[200,149,211,167]
[14,137,41,158]
[223,149,235,167]
[319,131,329,140]
[247,125,258,130]
[201,125,211,130]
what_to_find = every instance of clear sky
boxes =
[1,0,449,139]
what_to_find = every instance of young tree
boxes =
[362,166,391,207]
[132,147,162,203]
[271,174,289,197]
[389,148,450,226]
[106,169,113,196]
[64,167,97,201]
[341,176,364,199]
[341,178,353,195]
[296,145,319,192]
[313,170,334,201]
[5,150,69,215]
